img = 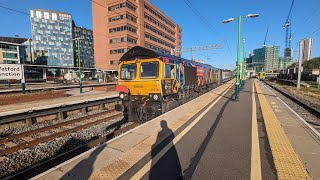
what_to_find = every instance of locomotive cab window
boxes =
[165,64,175,78]
[120,64,136,80]
[140,61,159,78]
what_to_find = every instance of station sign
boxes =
[0,64,23,80]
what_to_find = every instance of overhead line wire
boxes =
[183,0,233,58]
[0,5,30,15]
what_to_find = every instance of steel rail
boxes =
[0,110,116,144]
[0,97,120,125]
[0,113,122,156]
[4,122,140,180]
[264,81,320,119]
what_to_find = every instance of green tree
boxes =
[303,57,320,70]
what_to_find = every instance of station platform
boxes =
[0,91,118,117]
[0,82,116,94]
[32,79,320,180]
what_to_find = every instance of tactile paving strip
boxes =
[89,80,235,179]
[254,80,310,180]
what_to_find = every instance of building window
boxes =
[144,4,175,28]
[109,13,137,23]
[36,11,42,18]
[109,25,137,33]
[110,48,129,54]
[52,13,57,20]
[108,2,136,12]
[145,43,170,54]
[145,33,174,49]
[144,23,175,42]
[109,37,137,44]
[44,12,50,19]
[144,14,175,35]
[110,60,119,65]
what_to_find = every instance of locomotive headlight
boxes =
[153,94,159,100]
[119,93,125,99]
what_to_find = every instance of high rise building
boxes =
[30,9,74,66]
[299,38,312,63]
[0,37,28,64]
[253,46,280,72]
[92,0,182,70]
[246,52,253,69]
[73,26,95,68]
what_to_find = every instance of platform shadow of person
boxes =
[149,120,182,180]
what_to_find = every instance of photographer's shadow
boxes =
[149,120,182,180]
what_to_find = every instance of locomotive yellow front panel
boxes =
[118,58,164,96]
[118,80,161,96]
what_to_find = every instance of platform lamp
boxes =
[223,14,259,101]
[242,39,246,87]
[72,37,84,94]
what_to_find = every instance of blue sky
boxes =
[0,0,320,69]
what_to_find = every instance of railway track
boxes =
[264,81,320,132]
[0,110,121,156]
[4,121,140,180]
[0,107,141,179]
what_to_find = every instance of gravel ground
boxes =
[0,110,104,138]
[0,112,123,178]
[265,81,320,132]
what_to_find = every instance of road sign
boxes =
[0,64,23,80]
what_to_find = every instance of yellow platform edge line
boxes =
[254,80,310,180]
[251,79,262,180]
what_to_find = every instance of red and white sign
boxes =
[196,66,204,76]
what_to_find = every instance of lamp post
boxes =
[4,48,11,88]
[242,39,246,86]
[72,37,84,93]
[223,14,259,101]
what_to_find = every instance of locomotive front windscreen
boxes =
[140,61,159,78]
[120,64,136,80]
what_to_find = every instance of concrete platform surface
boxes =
[0,91,118,116]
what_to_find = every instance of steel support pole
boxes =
[297,48,302,89]
[4,50,11,88]
[21,64,26,94]
[242,39,246,86]
[235,16,242,101]
[318,65,320,89]
[77,39,82,94]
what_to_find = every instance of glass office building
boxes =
[30,9,74,66]
[73,26,94,68]
[253,46,280,72]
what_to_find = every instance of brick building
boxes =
[92,0,182,70]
